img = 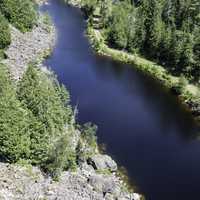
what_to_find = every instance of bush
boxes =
[81,122,97,149]
[0,0,37,32]
[81,0,98,17]
[172,76,188,95]
[0,13,10,49]
[45,135,77,179]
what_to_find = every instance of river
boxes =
[41,0,200,199]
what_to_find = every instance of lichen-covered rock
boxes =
[88,154,118,172]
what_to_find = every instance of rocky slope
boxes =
[0,158,141,200]
[1,13,55,81]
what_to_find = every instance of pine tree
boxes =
[0,0,37,32]
[0,13,10,49]
[0,64,31,162]
[17,64,71,166]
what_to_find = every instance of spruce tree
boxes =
[0,64,31,162]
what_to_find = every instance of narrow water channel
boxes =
[41,1,200,199]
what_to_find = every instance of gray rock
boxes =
[1,13,56,81]
[88,154,117,172]
[0,160,141,200]
[88,174,121,196]
[132,193,142,200]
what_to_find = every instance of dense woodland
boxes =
[0,63,75,173]
[81,0,200,82]
[0,0,97,178]
[0,61,97,177]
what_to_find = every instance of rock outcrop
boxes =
[88,154,118,172]
[1,14,55,81]
[0,162,141,200]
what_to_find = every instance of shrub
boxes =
[45,135,77,179]
[0,0,37,32]
[172,75,188,95]
[0,13,10,49]
[81,122,97,149]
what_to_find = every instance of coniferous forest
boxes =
[0,0,97,178]
[81,0,200,82]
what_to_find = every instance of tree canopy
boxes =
[0,0,37,32]
[86,0,200,82]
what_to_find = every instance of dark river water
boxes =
[41,1,200,199]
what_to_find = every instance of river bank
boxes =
[87,27,200,120]
[67,0,200,123]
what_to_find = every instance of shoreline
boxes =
[67,0,200,123]
[87,26,200,123]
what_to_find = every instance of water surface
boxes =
[41,1,200,199]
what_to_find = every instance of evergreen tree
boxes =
[0,13,10,49]
[178,32,194,76]
[0,64,31,162]
[0,0,37,32]
[17,64,72,166]
[98,0,200,80]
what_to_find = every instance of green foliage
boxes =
[0,0,37,32]
[107,3,133,49]
[17,64,72,166]
[81,0,99,17]
[91,0,200,82]
[0,62,79,176]
[17,65,71,137]
[76,122,97,163]
[0,64,31,162]
[45,135,77,179]
[173,75,188,94]
[0,13,10,49]
[81,122,97,149]
[41,13,52,33]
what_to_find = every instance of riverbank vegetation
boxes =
[82,0,200,82]
[0,63,97,178]
[73,0,200,118]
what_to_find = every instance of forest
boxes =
[81,0,200,82]
[0,61,97,178]
[0,0,97,178]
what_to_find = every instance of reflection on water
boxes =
[41,0,200,199]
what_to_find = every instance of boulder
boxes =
[88,154,117,172]
[88,174,121,196]
[132,193,142,200]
